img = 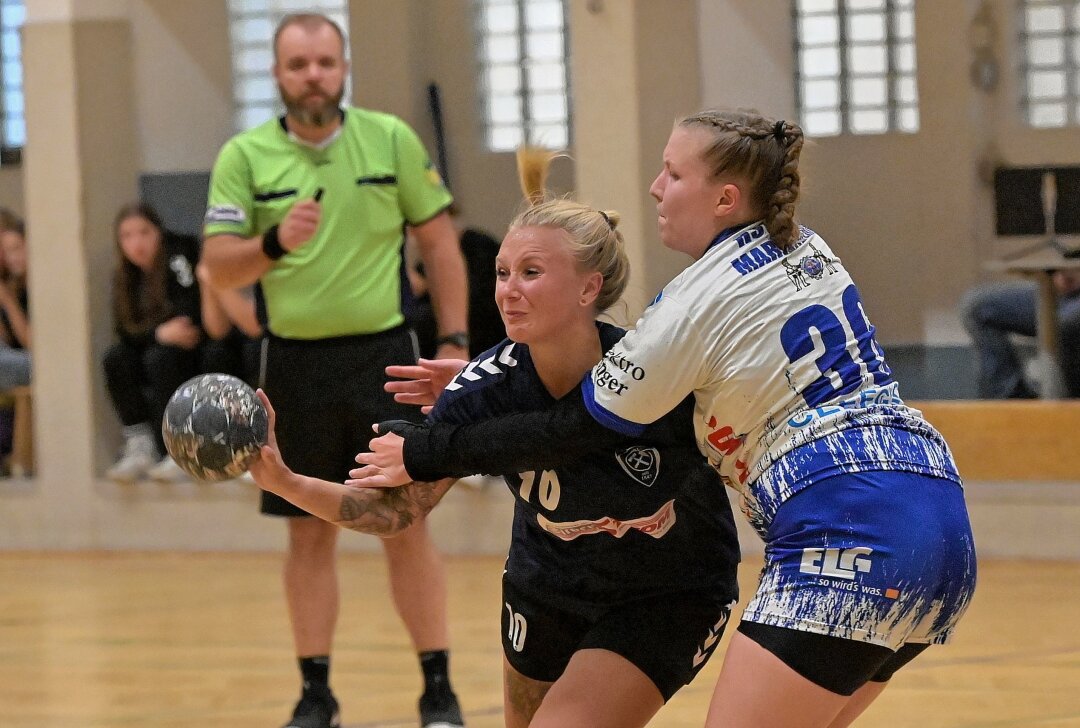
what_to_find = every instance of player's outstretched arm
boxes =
[351,386,629,484]
[384,358,467,413]
[247,390,454,536]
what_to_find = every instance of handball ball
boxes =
[162,373,269,482]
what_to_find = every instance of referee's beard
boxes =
[280,85,345,128]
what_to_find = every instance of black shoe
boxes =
[419,689,464,728]
[283,686,340,728]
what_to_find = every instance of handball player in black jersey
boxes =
[249,148,740,728]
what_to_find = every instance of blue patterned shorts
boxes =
[741,470,977,649]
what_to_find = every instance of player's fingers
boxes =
[385,364,432,380]
[354,450,382,466]
[347,464,380,479]
[255,389,277,433]
[344,470,402,488]
[418,357,468,369]
[385,379,431,394]
[392,392,436,407]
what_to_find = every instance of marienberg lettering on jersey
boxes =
[593,350,645,395]
[731,240,784,276]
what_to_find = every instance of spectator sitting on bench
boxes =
[0,217,31,391]
[103,202,203,483]
[961,269,1080,398]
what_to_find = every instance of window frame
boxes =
[0,0,25,165]
[792,0,918,138]
[1018,0,1080,128]
[473,0,573,152]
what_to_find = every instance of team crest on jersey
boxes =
[782,242,838,291]
[616,446,660,487]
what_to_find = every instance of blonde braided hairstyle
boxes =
[679,109,805,250]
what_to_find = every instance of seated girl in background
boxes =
[0,217,31,390]
[104,202,203,483]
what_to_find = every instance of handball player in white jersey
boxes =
[354,110,977,728]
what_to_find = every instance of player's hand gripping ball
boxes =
[162,374,269,482]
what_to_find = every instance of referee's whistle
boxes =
[314,188,325,202]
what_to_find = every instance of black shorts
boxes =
[259,326,420,517]
[501,575,733,702]
[737,621,930,696]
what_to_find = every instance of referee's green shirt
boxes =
[204,107,453,339]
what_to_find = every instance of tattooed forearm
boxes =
[337,480,452,536]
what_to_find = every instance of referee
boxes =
[201,13,468,728]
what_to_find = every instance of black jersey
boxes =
[429,322,740,610]
[115,231,201,347]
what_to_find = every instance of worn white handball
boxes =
[161,373,269,482]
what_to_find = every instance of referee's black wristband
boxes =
[261,225,287,260]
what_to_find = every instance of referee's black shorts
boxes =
[259,325,420,517]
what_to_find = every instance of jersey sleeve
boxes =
[402,386,628,481]
[203,140,256,238]
[427,379,483,427]
[392,119,453,226]
[585,294,708,436]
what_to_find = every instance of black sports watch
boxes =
[435,331,469,349]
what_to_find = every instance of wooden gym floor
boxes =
[0,551,1077,727]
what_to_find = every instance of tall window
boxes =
[1020,0,1080,127]
[227,0,349,132]
[474,0,571,152]
[0,0,24,162]
[793,0,918,137]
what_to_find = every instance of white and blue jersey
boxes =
[584,222,976,648]
[429,322,741,611]
[585,222,959,534]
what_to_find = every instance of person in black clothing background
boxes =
[405,204,503,359]
[0,218,31,390]
[196,262,264,388]
[103,202,203,482]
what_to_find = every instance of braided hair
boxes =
[679,109,805,250]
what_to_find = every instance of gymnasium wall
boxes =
[4,1,1077,557]
[699,0,1080,351]
[0,167,23,214]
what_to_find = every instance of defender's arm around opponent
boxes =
[352,111,978,728]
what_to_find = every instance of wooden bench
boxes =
[0,385,33,477]
[910,400,1080,481]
